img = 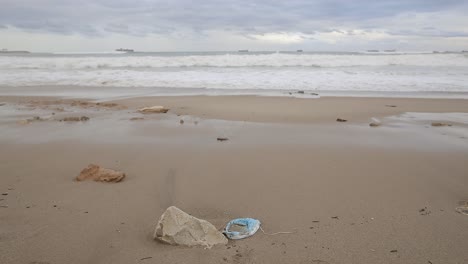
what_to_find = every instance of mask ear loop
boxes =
[259,225,297,236]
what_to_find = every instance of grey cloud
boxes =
[389,29,468,38]
[0,0,467,38]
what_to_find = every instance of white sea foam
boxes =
[0,52,467,96]
[1,53,467,69]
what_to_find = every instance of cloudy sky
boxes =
[1,0,468,52]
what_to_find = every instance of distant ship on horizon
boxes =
[367,50,379,52]
[0,48,30,54]
[238,49,249,52]
[116,48,134,52]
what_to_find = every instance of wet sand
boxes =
[1,95,468,264]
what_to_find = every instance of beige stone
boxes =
[431,122,451,127]
[76,164,125,183]
[154,206,227,248]
[138,106,169,114]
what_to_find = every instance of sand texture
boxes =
[1,95,468,264]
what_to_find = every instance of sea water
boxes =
[1,51,467,99]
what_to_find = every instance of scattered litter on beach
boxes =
[336,118,347,122]
[138,106,169,114]
[224,218,261,240]
[76,164,125,183]
[223,218,296,240]
[154,206,227,248]
[385,105,397,108]
[217,137,229,142]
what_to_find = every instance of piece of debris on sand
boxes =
[60,116,90,122]
[76,164,125,182]
[419,207,431,216]
[431,122,452,127]
[138,106,169,114]
[455,201,468,216]
[96,102,119,108]
[369,118,381,127]
[217,137,229,142]
[17,116,49,124]
[130,117,144,121]
[154,206,227,248]
[336,118,347,122]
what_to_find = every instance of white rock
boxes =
[154,206,227,248]
[369,117,382,127]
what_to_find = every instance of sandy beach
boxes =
[1,95,468,264]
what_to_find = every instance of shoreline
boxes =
[2,94,468,124]
[2,85,468,101]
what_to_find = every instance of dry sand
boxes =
[1,95,468,264]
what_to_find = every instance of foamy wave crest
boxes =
[1,52,467,94]
[0,53,467,70]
